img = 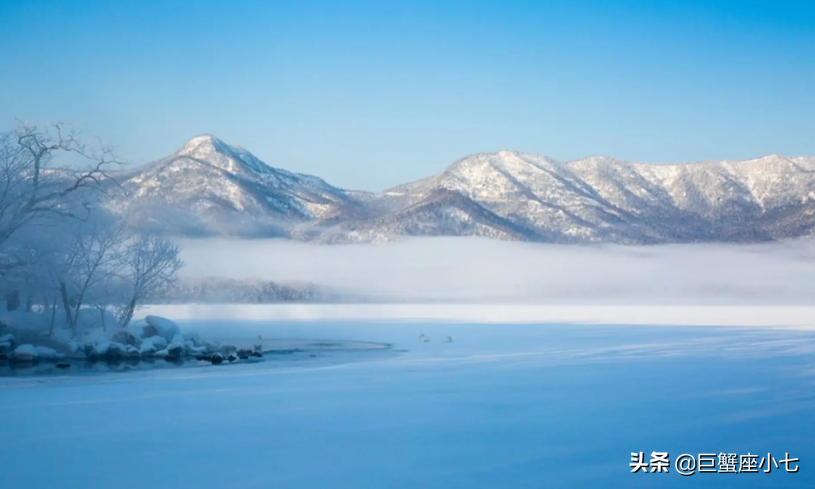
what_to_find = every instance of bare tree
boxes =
[0,123,120,276]
[116,234,184,329]
[66,213,126,328]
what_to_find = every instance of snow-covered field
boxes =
[1,320,814,488]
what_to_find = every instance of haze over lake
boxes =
[180,237,815,305]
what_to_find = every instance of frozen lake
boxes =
[1,320,814,488]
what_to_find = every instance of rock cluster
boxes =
[0,316,255,367]
[0,335,65,364]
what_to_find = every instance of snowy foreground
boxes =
[1,318,814,489]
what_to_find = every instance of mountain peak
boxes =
[173,134,273,175]
[177,134,229,156]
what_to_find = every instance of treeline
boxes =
[0,124,183,335]
[148,277,327,304]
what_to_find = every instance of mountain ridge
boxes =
[105,135,815,244]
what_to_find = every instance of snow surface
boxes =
[1,320,813,488]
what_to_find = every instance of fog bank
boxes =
[179,238,815,305]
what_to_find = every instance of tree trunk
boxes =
[72,298,83,327]
[99,306,107,331]
[48,297,57,338]
[60,282,74,332]
[119,297,137,329]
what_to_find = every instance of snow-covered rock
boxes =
[144,316,181,342]
[92,341,111,357]
[0,341,12,355]
[34,346,61,361]
[111,329,140,346]
[0,333,14,345]
[66,341,85,359]
[166,342,185,358]
[125,319,149,338]
[203,339,222,353]
[141,335,168,350]
[171,333,185,345]
[106,342,127,359]
[187,344,207,355]
[138,341,157,357]
[89,341,128,359]
[11,344,38,362]
[154,348,169,358]
[125,345,141,358]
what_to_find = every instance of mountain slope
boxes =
[339,151,815,243]
[107,135,366,237]
[317,188,545,243]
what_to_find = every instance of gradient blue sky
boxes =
[2,0,814,190]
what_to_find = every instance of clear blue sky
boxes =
[1,0,814,190]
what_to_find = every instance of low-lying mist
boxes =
[179,237,815,306]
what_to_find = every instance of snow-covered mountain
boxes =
[327,151,815,244]
[107,135,367,237]
[109,137,815,243]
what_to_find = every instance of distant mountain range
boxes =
[104,135,815,244]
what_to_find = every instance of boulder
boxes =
[11,344,38,362]
[92,341,112,357]
[0,341,12,355]
[203,339,222,354]
[186,343,206,356]
[125,319,149,339]
[227,354,237,363]
[166,342,185,358]
[34,346,61,361]
[154,348,170,358]
[125,345,141,358]
[105,342,127,360]
[138,341,157,357]
[210,352,224,364]
[111,329,140,347]
[144,316,181,342]
[141,335,168,351]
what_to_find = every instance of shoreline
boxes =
[137,304,815,331]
